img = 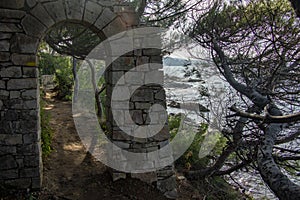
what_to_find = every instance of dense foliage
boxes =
[39,50,74,100]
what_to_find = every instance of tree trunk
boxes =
[289,0,300,17]
[86,60,103,119]
[212,41,300,199]
[257,105,300,200]
[72,57,79,103]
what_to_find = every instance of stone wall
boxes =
[0,0,176,197]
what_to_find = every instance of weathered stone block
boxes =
[157,175,177,192]
[155,89,166,101]
[133,49,142,57]
[22,15,47,38]
[94,8,117,30]
[0,121,15,134]
[16,158,24,168]
[159,140,169,148]
[135,102,151,110]
[130,110,143,125]
[7,99,22,109]
[0,134,23,145]
[112,109,125,126]
[0,90,10,99]
[26,0,37,8]
[5,178,31,189]
[30,3,54,28]
[109,36,134,57]
[146,146,159,152]
[43,0,66,23]
[111,86,130,101]
[152,126,170,141]
[20,120,38,132]
[131,89,154,102]
[31,177,41,189]
[0,146,17,154]
[155,157,174,170]
[4,110,19,121]
[111,101,133,110]
[65,0,85,20]
[143,48,162,56]
[131,172,157,184]
[0,80,5,89]
[23,67,38,78]
[111,57,135,71]
[0,169,18,179]
[98,0,115,7]
[11,53,36,66]
[124,71,144,85]
[158,145,172,159]
[118,11,139,26]
[20,167,39,178]
[0,9,26,19]
[136,56,149,66]
[133,160,155,170]
[10,91,20,99]
[150,56,163,64]
[21,89,37,99]
[24,100,37,109]
[102,17,127,37]
[113,141,130,149]
[84,1,103,23]
[17,144,37,155]
[112,130,132,141]
[157,169,174,178]
[0,155,18,170]
[0,0,25,9]
[0,67,22,78]
[0,23,23,33]
[0,33,11,40]
[135,64,149,72]
[143,35,162,49]
[7,78,37,90]
[0,40,10,51]
[11,34,39,54]
[145,70,163,85]
[0,52,10,61]
[23,133,37,144]
[110,71,125,84]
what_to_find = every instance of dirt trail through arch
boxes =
[41,92,199,200]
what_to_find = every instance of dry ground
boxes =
[39,92,200,200]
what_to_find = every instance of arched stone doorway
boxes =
[0,0,175,197]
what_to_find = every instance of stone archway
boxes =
[0,0,176,197]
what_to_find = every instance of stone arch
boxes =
[0,0,137,189]
[0,0,176,197]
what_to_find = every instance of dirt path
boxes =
[42,93,106,199]
[40,93,199,200]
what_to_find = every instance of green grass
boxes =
[40,97,53,157]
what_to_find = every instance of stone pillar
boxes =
[106,47,177,198]
[0,1,42,190]
[0,61,42,189]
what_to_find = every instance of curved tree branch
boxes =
[211,38,300,199]
[229,105,300,124]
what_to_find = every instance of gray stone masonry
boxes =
[0,0,176,198]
